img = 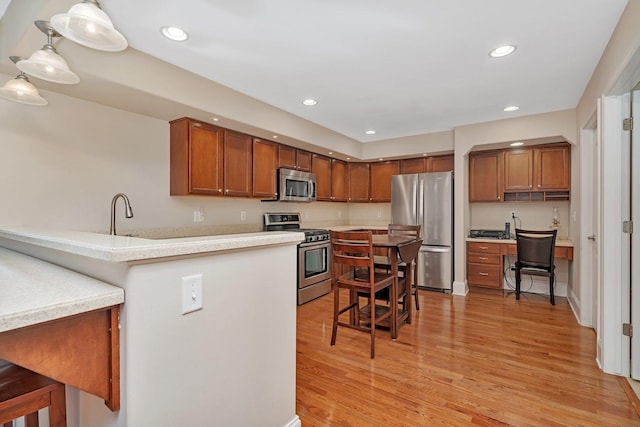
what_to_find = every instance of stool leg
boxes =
[515,265,521,300]
[49,383,67,427]
[25,413,38,427]
[549,272,555,306]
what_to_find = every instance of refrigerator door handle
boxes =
[417,179,424,226]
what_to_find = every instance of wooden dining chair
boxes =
[374,224,422,310]
[515,228,557,305]
[330,230,395,358]
[0,363,66,427]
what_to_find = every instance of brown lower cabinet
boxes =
[466,242,503,288]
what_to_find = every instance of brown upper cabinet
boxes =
[400,157,426,174]
[535,144,570,190]
[348,163,370,202]
[400,154,454,174]
[331,159,348,202]
[470,142,571,203]
[428,154,454,173]
[504,149,534,191]
[278,145,312,172]
[252,138,278,199]
[170,117,224,196]
[370,160,400,202]
[312,154,332,201]
[170,117,459,202]
[223,130,253,197]
[469,151,503,202]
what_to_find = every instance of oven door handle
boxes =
[298,240,330,249]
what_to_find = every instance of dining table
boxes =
[371,234,422,338]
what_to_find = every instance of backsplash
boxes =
[470,202,570,239]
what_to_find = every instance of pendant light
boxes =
[51,0,127,52]
[16,21,80,85]
[0,57,48,106]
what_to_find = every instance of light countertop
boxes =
[0,247,124,332]
[0,227,304,262]
[466,236,574,247]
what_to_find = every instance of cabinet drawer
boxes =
[467,242,501,254]
[467,263,502,288]
[467,253,501,265]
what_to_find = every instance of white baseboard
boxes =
[452,280,468,296]
[284,415,301,427]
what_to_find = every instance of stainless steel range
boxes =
[264,212,331,305]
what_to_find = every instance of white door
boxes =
[580,124,599,328]
[631,81,640,379]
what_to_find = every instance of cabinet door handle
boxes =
[479,257,488,260]
[479,246,489,250]
[479,272,489,276]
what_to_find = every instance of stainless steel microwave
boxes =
[278,168,316,202]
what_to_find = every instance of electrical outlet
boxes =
[377,210,382,219]
[193,208,204,222]
[338,211,342,219]
[182,274,203,315]
[240,211,247,221]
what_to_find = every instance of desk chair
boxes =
[515,228,557,305]
[330,230,395,358]
[374,224,422,310]
[0,363,66,427]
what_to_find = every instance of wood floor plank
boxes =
[296,288,640,426]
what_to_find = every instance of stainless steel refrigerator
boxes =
[391,171,453,291]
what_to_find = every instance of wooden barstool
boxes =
[0,363,66,427]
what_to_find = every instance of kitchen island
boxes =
[0,227,303,427]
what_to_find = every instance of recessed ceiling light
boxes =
[272,135,278,139]
[302,98,318,106]
[346,157,351,160]
[328,151,333,155]
[365,130,376,135]
[211,117,219,122]
[510,141,524,147]
[379,158,384,161]
[490,45,516,58]
[503,105,519,112]
[161,26,188,42]
[423,154,427,157]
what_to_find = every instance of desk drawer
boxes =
[467,263,502,288]
[467,242,501,254]
[467,253,501,265]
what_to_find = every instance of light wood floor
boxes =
[296,288,640,426]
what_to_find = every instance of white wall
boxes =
[452,109,577,295]
[0,86,384,234]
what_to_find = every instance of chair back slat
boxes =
[388,224,421,238]
[515,229,557,269]
[330,230,375,279]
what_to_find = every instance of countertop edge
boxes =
[0,248,125,333]
[465,236,574,247]
[0,227,304,262]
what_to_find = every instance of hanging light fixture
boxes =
[51,0,127,52]
[16,20,80,85]
[0,56,48,106]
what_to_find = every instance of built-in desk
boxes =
[466,237,573,288]
[0,248,124,410]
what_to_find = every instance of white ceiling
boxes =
[1,1,630,144]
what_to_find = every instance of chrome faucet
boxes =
[110,193,134,235]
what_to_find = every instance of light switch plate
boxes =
[182,274,203,314]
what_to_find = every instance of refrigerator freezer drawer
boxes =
[417,246,452,290]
